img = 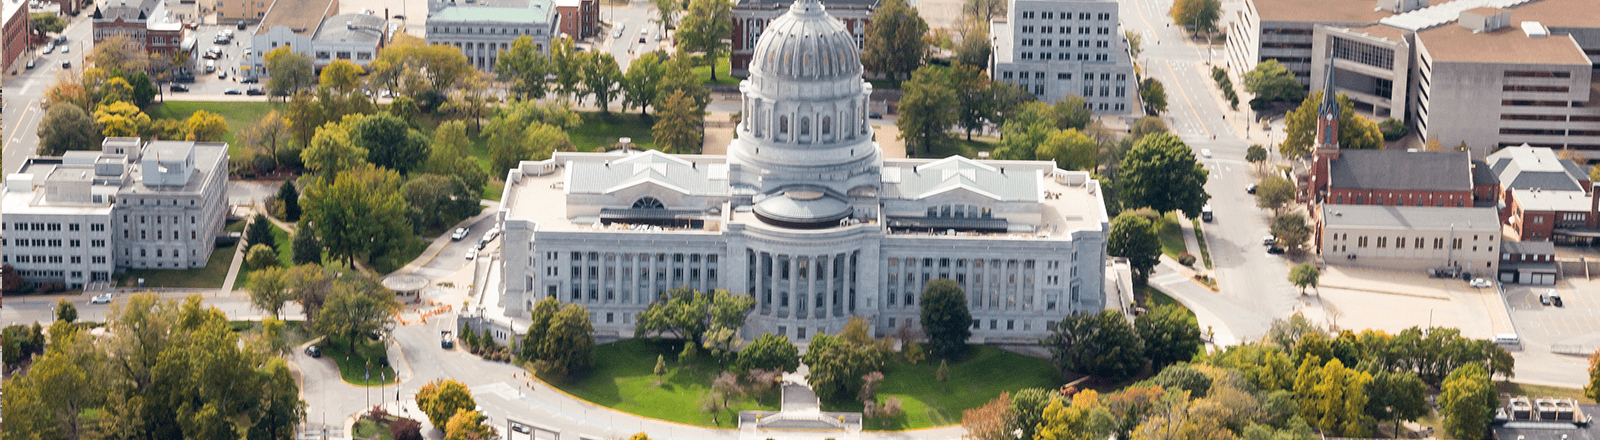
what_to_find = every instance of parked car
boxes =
[1266,245,1286,255]
[465,248,479,260]
[1469,278,1492,288]
[441,330,454,349]
[1246,183,1258,194]
[246,88,266,96]
[868,112,883,119]
[1539,292,1552,306]
[90,292,114,304]
[1200,204,1214,222]
[639,36,647,43]
[240,76,259,84]
[1200,148,1212,158]
[451,227,469,241]
[237,21,247,30]
[1262,235,1276,246]
[25,59,34,69]
[393,14,406,19]
[1548,289,1563,307]
[53,36,65,45]
[485,227,501,241]
[218,70,228,80]
[174,74,196,83]
[61,60,70,69]
[304,345,321,357]
[41,44,54,54]
[59,45,68,53]
[475,239,487,250]
[169,83,190,92]
[223,88,242,95]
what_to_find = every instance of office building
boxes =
[425,0,559,71]
[990,0,1138,114]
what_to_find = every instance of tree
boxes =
[1243,60,1305,104]
[740,333,801,373]
[275,180,302,222]
[1587,350,1600,403]
[518,296,560,362]
[416,379,477,429]
[313,277,400,352]
[1043,310,1146,382]
[247,215,277,254]
[964,392,1016,440]
[402,174,481,233]
[1293,357,1373,437]
[549,37,585,101]
[1170,0,1221,36]
[181,110,228,142]
[540,303,596,378]
[55,298,78,322]
[31,12,65,34]
[349,113,430,175]
[649,0,679,34]
[1288,263,1320,295]
[955,24,992,69]
[1281,91,1383,157]
[302,164,411,265]
[112,70,159,109]
[240,111,293,170]
[862,0,929,85]
[248,244,280,270]
[302,123,367,179]
[1440,364,1496,440]
[93,100,151,137]
[497,35,551,100]
[802,325,888,403]
[439,70,497,134]
[897,65,957,155]
[90,35,149,73]
[1366,371,1427,436]
[1271,212,1311,252]
[366,34,473,102]
[250,266,292,319]
[1141,78,1169,114]
[1119,134,1210,218]
[657,52,712,113]
[1037,129,1098,171]
[949,63,995,141]
[1246,144,1268,165]
[442,409,495,440]
[291,229,322,265]
[622,52,667,115]
[677,0,734,81]
[1137,303,1202,370]
[636,289,755,345]
[919,279,973,360]
[653,90,703,154]
[1108,212,1162,283]
[38,103,97,156]
[486,101,578,172]
[581,52,624,113]
[1255,176,1295,213]
[264,46,315,97]
[390,418,424,440]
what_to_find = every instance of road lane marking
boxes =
[1163,61,1212,138]
[5,99,38,146]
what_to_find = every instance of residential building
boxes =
[1498,239,1557,284]
[90,0,186,53]
[248,0,391,73]
[731,0,875,78]
[989,0,1138,114]
[1227,0,1600,158]
[3,0,27,73]
[425,0,559,71]
[46,0,79,18]
[1319,204,1501,274]
[491,0,1111,343]
[0,138,229,289]
[552,0,596,40]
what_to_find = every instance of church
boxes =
[491,0,1112,343]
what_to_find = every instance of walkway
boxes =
[1147,257,1243,347]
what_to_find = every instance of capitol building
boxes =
[490,0,1113,343]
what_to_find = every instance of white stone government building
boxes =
[490,0,1112,343]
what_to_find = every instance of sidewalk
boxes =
[1147,258,1241,347]
[1175,213,1209,277]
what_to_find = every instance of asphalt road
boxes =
[3,7,94,175]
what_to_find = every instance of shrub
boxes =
[1380,118,1409,141]
[1178,253,1197,267]
[390,418,423,440]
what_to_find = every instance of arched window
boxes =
[822,117,831,135]
[780,115,789,134]
[800,117,811,135]
[632,197,665,209]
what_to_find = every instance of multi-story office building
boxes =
[248,0,392,72]
[1227,0,1600,159]
[1,138,229,288]
[990,0,1138,114]
[731,0,875,78]
[492,0,1112,343]
[425,0,559,71]
[91,0,185,53]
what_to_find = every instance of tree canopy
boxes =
[920,279,973,360]
[1118,134,1210,218]
[897,65,957,155]
[1288,263,1320,295]
[496,35,552,100]
[1439,364,1496,440]
[676,0,734,81]
[302,164,411,266]
[1281,91,1383,157]
[1043,310,1146,382]
[1137,303,1203,370]
[1108,212,1162,283]
[37,103,97,156]
[416,379,477,429]
[739,333,801,373]
[861,0,929,84]
[635,288,755,345]
[1243,60,1305,104]
[264,46,315,97]
[1170,0,1221,35]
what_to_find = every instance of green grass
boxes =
[236,222,294,287]
[1497,382,1596,404]
[911,138,996,159]
[228,320,310,346]
[552,339,779,427]
[570,111,657,152]
[1191,219,1213,269]
[1137,285,1195,319]
[481,181,505,202]
[867,79,897,90]
[824,345,1067,430]
[353,419,395,440]
[1157,213,1187,259]
[120,242,238,289]
[147,101,282,156]
[693,55,738,86]
[320,337,397,386]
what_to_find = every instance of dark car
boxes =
[868,112,883,119]
[224,88,243,95]
[304,345,321,358]
[393,14,406,19]
[1539,293,1552,306]
[246,88,266,96]
[240,76,259,84]
[61,60,71,69]
[237,21,247,30]
[1266,245,1285,255]
[169,83,189,92]
[476,239,487,250]
[1246,184,1258,194]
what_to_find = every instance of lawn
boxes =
[1191,219,1213,269]
[320,337,397,386]
[692,55,738,86]
[1156,213,1187,259]
[911,138,996,160]
[1137,285,1195,319]
[235,222,294,288]
[551,339,779,428]
[825,345,1067,430]
[147,101,282,156]
[570,111,657,152]
[1497,382,1596,404]
[228,320,310,346]
[120,242,238,289]
[353,419,396,440]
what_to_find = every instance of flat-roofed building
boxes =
[1320,204,1501,274]
[1,138,229,289]
[990,0,1137,114]
[1225,0,1390,85]
[552,0,597,40]
[247,0,393,73]
[425,0,559,71]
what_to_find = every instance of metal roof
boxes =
[1321,205,1500,231]
[428,0,555,24]
[1487,145,1587,192]
[1378,0,1536,31]
[885,156,1040,201]
[314,13,386,42]
[565,150,730,196]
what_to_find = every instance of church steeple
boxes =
[1314,67,1340,150]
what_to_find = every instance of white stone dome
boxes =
[748,0,863,82]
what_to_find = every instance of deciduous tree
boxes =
[349,113,430,175]
[1119,134,1210,218]
[247,244,280,270]
[1587,351,1600,403]
[963,392,1016,440]
[622,52,667,115]
[1440,364,1496,440]
[1243,60,1304,104]
[1271,212,1311,252]
[1288,263,1320,295]
[862,0,929,85]
[242,111,293,169]
[802,323,888,403]
[444,410,495,440]
[1170,0,1221,36]
[739,333,801,373]
[1141,78,1169,115]
[1043,310,1145,382]
[1037,128,1098,171]
[635,288,755,344]
[38,103,97,156]
[93,100,151,138]
[1365,370,1428,436]
[581,52,624,112]
[919,279,973,360]
[677,0,733,82]
[1137,303,1202,370]
[314,275,400,352]
[497,35,551,100]
[250,266,292,319]
[264,46,315,97]
[897,65,957,155]
[302,164,411,265]
[1255,176,1295,213]
[55,298,78,322]
[415,379,477,429]
[1293,357,1372,437]
[90,35,149,73]
[301,122,368,179]
[653,90,702,154]
[182,110,227,142]
[1281,91,1383,157]
[540,303,596,378]
[1108,212,1162,283]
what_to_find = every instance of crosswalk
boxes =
[1150,273,1190,286]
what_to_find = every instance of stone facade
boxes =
[425,0,559,71]
[730,0,873,78]
[990,0,1138,114]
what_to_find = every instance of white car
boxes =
[465,248,479,260]
[90,293,114,304]
[1468,278,1492,288]
[451,227,469,241]
[1200,148,1213,158]
[484,227,500,242]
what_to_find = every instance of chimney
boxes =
[1591,182,1599,228]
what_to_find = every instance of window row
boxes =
[1018,11,1112,21]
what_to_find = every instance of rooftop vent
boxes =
[1376,0,1428,13]
[1522,21,1547,38]
[1458,8,1510,33]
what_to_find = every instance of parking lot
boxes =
[1506,280,1600,348]
[162,23,264,96]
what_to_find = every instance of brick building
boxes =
[91,0,185,54]
[3,0,27,73]
[553,0,596,40]
[1498,240,1557,284]
[731,0,874,78]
